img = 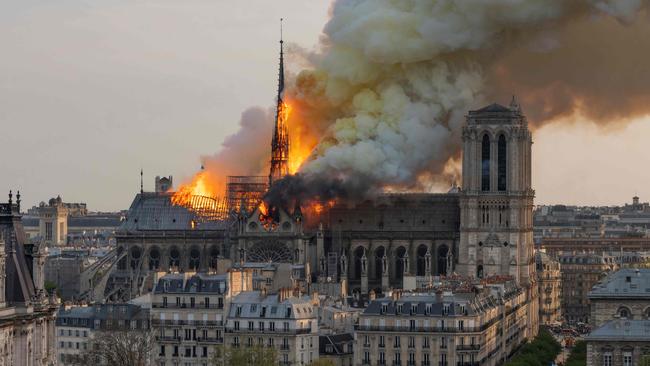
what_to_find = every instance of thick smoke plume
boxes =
[198,107,273,197]
[203,0,650,206]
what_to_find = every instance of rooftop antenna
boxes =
[140,168,144,194]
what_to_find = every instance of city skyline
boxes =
[2,1,650,212]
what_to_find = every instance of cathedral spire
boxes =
[269,18,290,187]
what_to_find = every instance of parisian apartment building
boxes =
[224,288,319,366]
[354,276,530,366]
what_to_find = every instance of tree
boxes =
[565,341,586,366]
[505,328,562,366]
[82,330,155,366]
[212,345,278,366]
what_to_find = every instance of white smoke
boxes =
[287,0,649,195]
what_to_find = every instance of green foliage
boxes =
[44,280,57,292]
[212,345,278,366]
[504,328,562,366]
[565,341,586,366]
[640,355,650,366]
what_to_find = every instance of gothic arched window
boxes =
[416,245,428,276]
[498,134,507,191]
[374,247,386,280]
[481,134,490,191]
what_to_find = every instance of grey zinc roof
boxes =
[56,304,149,327]
[153,273,228,294]
[363,293,477,317]
[119,193,229,231]
[587,320,650,341]
[228,291,315,320]
[589,268,650,299]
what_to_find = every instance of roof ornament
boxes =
[16,191,20,212]
[509,95,522,113]
[8,190,12,205]
[140,168,144,194]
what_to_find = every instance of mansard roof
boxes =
[587,319,650,341]
[589,268,650,299]
[153,273,228,294]
[227,291,315,320]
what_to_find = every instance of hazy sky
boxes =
[1,0,648,211]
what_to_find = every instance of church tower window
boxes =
[497,134,507,191]
[481,135,490,191]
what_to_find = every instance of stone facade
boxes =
[354,277,531,366]
[558,253,617,323]
[37,196,69,246]
[0,196,58,366]
[224,289,319,366]
[589,268,650,328]
[536,251,562,325]
[319,333,354,366]
[150,271,244,366]
[586,320,650,366]
[55,303,150,365]
[106,100,538,351]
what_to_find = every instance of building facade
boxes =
[354,277,530,366]
[150,271,239,366]
[586,320,650,366]
[558,253,616,324]
[55,303,150,365]
[589,268,650,328]
[106,100,537,313]
[319,333,354,366]
[224,289,319,366]
[535,251,562,325]
[0,193,58,366]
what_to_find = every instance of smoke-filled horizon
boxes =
[199,0,650,205]
[6,1,650,210]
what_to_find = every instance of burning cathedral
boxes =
[102,33,537,337]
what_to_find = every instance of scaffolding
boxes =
[226,176,268,213]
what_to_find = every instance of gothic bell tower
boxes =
[457,97,535,285]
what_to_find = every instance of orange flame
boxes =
[285,98,316,174]
[257,201,278,231]
[172,98,319,213]
[171,171,223,208]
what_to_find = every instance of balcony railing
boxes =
[456,345,481,351]
[355,316,501,333]
[151,319,223,327]
[225,327,312,335]
[151,302,224,309]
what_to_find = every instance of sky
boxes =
[0,0,648,211]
